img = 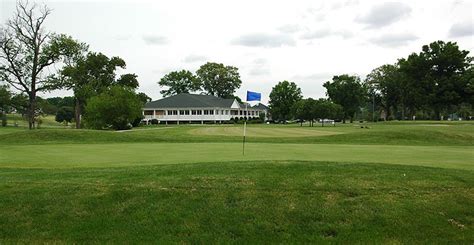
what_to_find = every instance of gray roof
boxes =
[252,103,269,110]
[144,93,237,109]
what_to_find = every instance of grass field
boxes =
[0,121,473,243]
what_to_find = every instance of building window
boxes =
[216,110,219,115]
[144,110,153,115]
[191,110,197,115]
[169,110,177,115]
[179,110,185,115]
[197,110,202,115]
[209,110,214,115]
[204,110,209,115]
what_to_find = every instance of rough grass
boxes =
[1,161,473,243]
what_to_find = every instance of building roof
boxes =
[252,103,269,110]
[144,93,237,109]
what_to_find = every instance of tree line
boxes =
[269,41,472,124]
[0,1,151,130]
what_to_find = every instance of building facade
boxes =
[142,93,269,124]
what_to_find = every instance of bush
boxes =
[84,86,143,130]
[55,106,74,124]
[150,119,159,125]
[132,115,144,127]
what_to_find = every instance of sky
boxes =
[1,0,473,104]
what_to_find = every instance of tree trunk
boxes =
[28,92,36,129]
[75,99,82,129]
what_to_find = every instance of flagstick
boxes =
[242,102,247,156]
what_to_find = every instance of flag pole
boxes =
[242,102,247,156]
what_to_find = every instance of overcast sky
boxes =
[1,0,473,103]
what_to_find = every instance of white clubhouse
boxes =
[142,93,269,124]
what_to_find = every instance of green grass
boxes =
[0,121,473,243]
[1,143,473,170]
[1,161,472,243]
[1,121,473,146]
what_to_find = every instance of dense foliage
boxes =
[84,86,142,130]
[366,41,472,120]
[55,106,74,124]
[324,75,366,123]
[269,81,302,121]
[158,70,201,97]
[196,62,242,99]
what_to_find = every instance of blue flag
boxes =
[246,91,261,101]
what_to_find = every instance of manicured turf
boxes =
[1,143,473,170]
[189,126,342,137]
[0,121,473,243]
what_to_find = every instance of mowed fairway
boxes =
[190,126,342,137]
[0,122,473,243]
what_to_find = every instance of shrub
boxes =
[84,86,142,130]
[55,106,74,125]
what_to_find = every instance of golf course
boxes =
[1,120,473,243]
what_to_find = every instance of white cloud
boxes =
[277,24,301,34]
[356,2,411,29]
[369,33,418,47]
[231,33,296,48]
[183,55,208,63]
[142,35,168,45]
[448,21,473,38]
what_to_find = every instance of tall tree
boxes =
[365,64,402,120]
[0,1,86,129]
[269,80,302,122]
[421,41,471,118]
[196,62,242,98]
[60,52,138,128]
[293,98,315,126]
[158,70,201,97]
[323,74,365,123]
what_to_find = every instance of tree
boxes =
[158,70,201,97]
[136,92,152,105]
[269,80,302,122]
[313,99,342,126]
[0,85,12,126]
[323,75,365,123]
[83,86,142,130]
[420,41,471,118]
[60,52,137,129]
[0,2,87,129]
[10,93,28,116]
[117,73,139,89]
[293,98,316,126]
[55,106,74,125]
[196,62,242,98]
[365,64,403,120]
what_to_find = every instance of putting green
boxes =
[189,126,343,137]
[1,143,472,170]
